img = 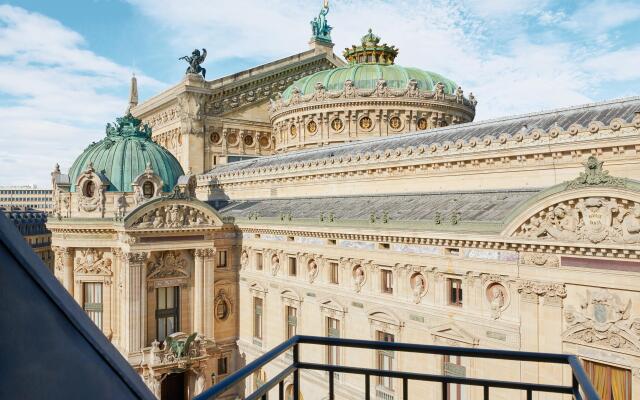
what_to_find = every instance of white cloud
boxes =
[0,5,164,187]
[562,0,640,34]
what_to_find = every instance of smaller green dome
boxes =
[68,114,184,193]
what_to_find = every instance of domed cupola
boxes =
[269,29,477,153]
[68,113,184,195]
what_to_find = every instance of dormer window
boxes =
[142,181,155,198]
[83,181,95,197]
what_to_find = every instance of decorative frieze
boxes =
[74,249,112,275]
[131,204,215,229]
[517,280,567,306]
[519,252,560,268]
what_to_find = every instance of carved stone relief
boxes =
[147,251,189,281]
[486,283,509,319]
[352,264,366,293]
[519,252,560,268]
[410,272,427,304]
[517,280,567,306]
[270,254,280,276]
[564,290,640,354]
[307,259,319,283]
[131,204,214,229]
[214,289,232,321]
[74,249,113,275]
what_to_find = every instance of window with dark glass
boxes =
[83,282,103,329]
[286,306,297,339]
[253,297,263,339]
[142,181,154,198]
[217,250,227,268]
[329,262,339,284]
[217,357,228,376]
[381,269,393,294]
[448,279,463,307]
[288,257,297,276]
[83,181,95,197]
[376,331,395,389]
[156,286,179,342]
[256,252,263,270]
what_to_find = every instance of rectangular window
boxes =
[217,357,228,376]
[256,252,263,270]
[376,331,395,389]
[448,278,463,307]
[286,305,297,339]
[156,286,179,342]
[381,269,393,294]
[444,355,463,400]
[288,257,297,276]
[253,297,263,340]
[83,282,103,329]
[217,250,227,268]
[329,262,339,284]
[327,317,340,365]
[583,360,632,400]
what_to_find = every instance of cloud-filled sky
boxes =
[1,0,639,187]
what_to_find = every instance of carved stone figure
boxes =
[240,251,249,269]
[179,48,207,78]
[147,251,189,280]
[271,254,280,276]
[115,193,127,219]
[487,283,508,319]
[214,289,232,321]
[620,204,640,243]
[411,273,426,304]
[75,249,112,275]
[310,0,332,42]
[343,80,356,98]
[132,205,212,229]
[434,82,445,100]
[308,259,319,283]
[353,265,365,292]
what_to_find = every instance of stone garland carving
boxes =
[269,78,475,114]
[147,251,189,280]
[132,204,214,229]
[517,280,567,305]
[564,290,640,353]
[519,252,560,268]
[410,273,427,304]
[214,289,232,321]
[516,197,640,245]
[74,249,112,275]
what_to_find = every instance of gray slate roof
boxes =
[212,189,542,225]
[204,96,640,176]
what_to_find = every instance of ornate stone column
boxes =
[202,248,216,338]
[62,247,74,297]
[222,128,228,155]
[194,248,215,335]
[122,251,148,354]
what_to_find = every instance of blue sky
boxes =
[1,0,640,187]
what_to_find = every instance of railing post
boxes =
[442,382,448,400]
[402,378,408,400]
[483,386,489,400]
[365,374,370,400]
[329,371,334,400]
[293,343,300,400]
[279,381,284,400]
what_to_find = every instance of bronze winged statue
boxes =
[179,48,207,78]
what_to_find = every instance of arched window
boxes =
[83,181,95,198]
[142,181,155,198]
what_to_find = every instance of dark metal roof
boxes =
[211,189,542,225]
[204,96,640,176]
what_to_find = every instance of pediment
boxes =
[431,322,479,346]
[124,197,223,230]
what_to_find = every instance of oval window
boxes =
[142,181,155,198]
[83,181,95,198]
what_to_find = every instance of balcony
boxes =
[194,335,599,400]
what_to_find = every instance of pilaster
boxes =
[121,251,148,354]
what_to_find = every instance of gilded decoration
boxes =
[131,204,214,229]
[359,116,373,130]
[417,118,428,130]
[330,118,344,132]
[290,125,297,137]
[306,120,317,134]
[389,116,402,130]
[564,290,640,354]
[147,251,189,281]
[74,249,112,275]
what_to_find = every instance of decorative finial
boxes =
[343,29,398,65]
[126,74,139,115]
[179,49,207,78]
[310,0,332,43]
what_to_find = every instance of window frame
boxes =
[381,269,394,294]
[448,278,463,307]
[253,297,264,340]
[83,282,103,329]
[288,257,297,277]
[156,286,180,342]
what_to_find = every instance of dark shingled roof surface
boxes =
[211,189,542,224]
[204,96,640,176]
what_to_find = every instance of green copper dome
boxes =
[281,64,458,101]
[68,114,184,193]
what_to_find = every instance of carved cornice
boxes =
[194,248,216,258]
[517,280,566,305]
[122,252,148,264]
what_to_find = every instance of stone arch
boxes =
[123,197,224,230]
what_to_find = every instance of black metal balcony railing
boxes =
[194,335,600,400]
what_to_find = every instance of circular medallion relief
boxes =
[389,116,402,130]
[307,120,318,134]
[259,135,269,148]
[210,132,221,144]
[486,283,509,319]
[410,273,427,303]
[215,299,230,321]
[331,118,344,132]
[243,134,254,146]
[359,116,373,130]
[308,259,319,283]
[352,265,365,292]
[290,125,297,137]
[228,133,238,145]
[417,118,428,130]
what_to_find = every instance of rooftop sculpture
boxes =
[179,48,207,78]
[310,0,332,43]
